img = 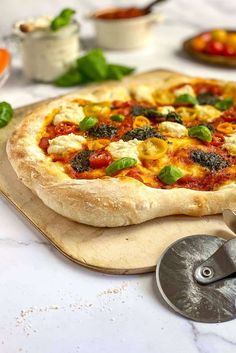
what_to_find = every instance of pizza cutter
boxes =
[156,209,236,323]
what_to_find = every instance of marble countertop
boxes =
[1,1,236,352]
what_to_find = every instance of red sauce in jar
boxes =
[96,7,147,20]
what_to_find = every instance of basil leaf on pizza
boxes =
[188,125,212,142]
[158,166,183,185]
[106,157,137,176]
[175,94,198,106]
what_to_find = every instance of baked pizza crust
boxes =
[7,70,236,227]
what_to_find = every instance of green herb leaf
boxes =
[107,64,135,80]
[175,94,199,106]
[50,8,76,31]
[54,67,88,87]
[76,49,108,82]
[158,166,183,185]
[188,125,212,142]
[214,97,233,111]
[106,157,137,176]
[0,102,13,128]
[79,116,98,131]
[110,114,125,122]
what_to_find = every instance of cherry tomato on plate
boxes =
[191,37,206,51]
[204,40,224,55]
[89,150,112,169]
[222,45,236,57]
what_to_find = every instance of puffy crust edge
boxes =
[6,70,236,227]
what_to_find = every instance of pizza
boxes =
[7,70,236,227]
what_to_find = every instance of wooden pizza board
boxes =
[0,76,235,275]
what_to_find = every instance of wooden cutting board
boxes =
[0,85,235,274]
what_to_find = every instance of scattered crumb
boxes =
[98,282,128,296]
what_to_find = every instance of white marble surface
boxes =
[1,1,236,352]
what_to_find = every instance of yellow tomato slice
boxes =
[133,115,151,129]
[138,137,168,160]
[83,103,110,117]
[216,122,236,135]
[87,139,110,150]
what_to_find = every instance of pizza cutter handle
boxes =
[194,238,236,285]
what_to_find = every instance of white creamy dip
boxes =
[15,17,79,82]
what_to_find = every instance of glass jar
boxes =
[14,19,80,82]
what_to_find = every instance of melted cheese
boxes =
[223,134,236,155]
[195,105,221,122]
[157,106,175,115]
[53,103,85,125]
[48,134,86,154]
[158,122,188,138]
[132,85,155,104]
[174,85,195,97]
[107,139,141,162]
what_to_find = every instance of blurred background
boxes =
[1,0,236,107]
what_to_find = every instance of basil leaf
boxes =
[175,94,198,106]
[0,102,13,128]
[79,116,98,131]
[77,49,108,82]
[107,64,135,80]
[106,157,137,176]
[110,114,125,122]
[158,166,183,185]
[50,8,76,31]
[188,125,212,142]
[54,68,88,87]
[214,98,233,111]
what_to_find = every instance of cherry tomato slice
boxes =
[89,150,112,169]
[221,106,236,122]
[210,132,225,147]
[54,122,77,136]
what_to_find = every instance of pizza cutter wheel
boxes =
[156,209,236,323]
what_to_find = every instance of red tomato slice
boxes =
[39,137,49,151]
[211,132,225,147]
[89,150,112,169]
[222,106,236,122]
[54,122,77,136]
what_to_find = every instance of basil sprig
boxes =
[79,116,98,131]
[106,157,137,176]
[54,49,135,87]
[50,8,76,31]
[175,94,198,106]
[188,125,212,142]
[0,102,13,128]
[214,98,233,111]
[158,166,183,185]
